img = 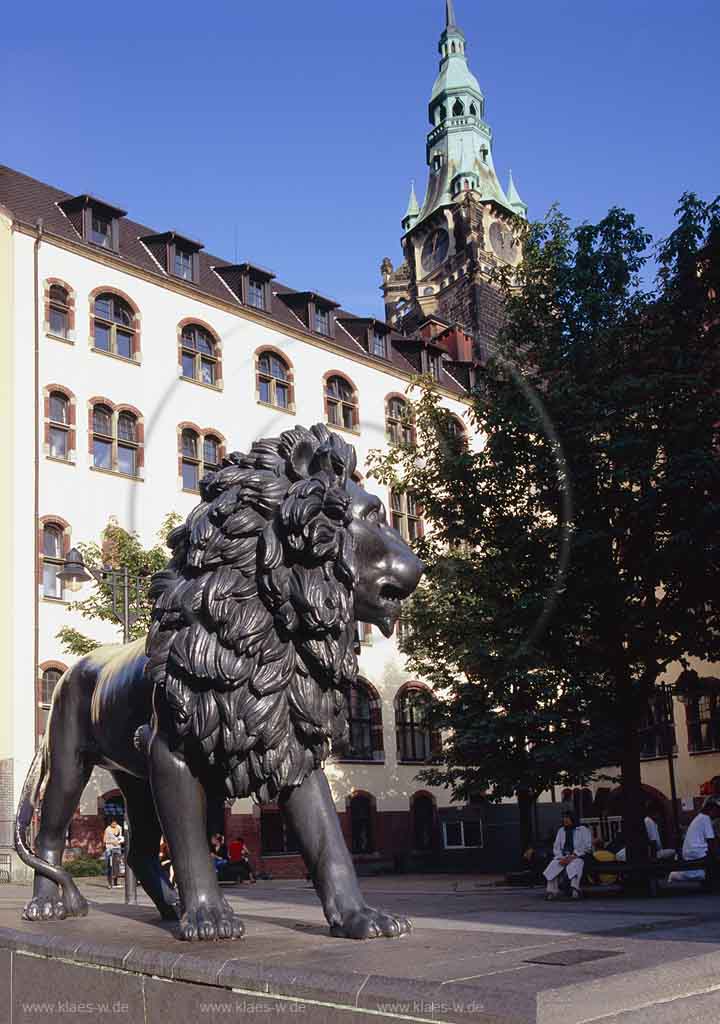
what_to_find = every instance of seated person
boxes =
[543,811,593,900]
[669,798,720,884]
[227,837,257,883]
[209,832,229,873]
[616,809,676,862]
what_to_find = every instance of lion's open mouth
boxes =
[378,582,408,607]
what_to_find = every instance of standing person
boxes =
[103,819,123,889]
[543,811,593,900]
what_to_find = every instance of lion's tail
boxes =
[14,743,74,890]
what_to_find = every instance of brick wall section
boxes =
[223,807,418,879]
[0,759,13,841]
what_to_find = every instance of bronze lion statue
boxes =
[15,424,423,941]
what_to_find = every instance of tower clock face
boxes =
[489,221,516,262]
[421,229,450,273]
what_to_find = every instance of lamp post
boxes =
[57,547,146,905]
[659,682,681,847]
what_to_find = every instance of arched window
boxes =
[180,324,218,386]
[343,679,384,762]
[390,490,422,542]
[349,794,375,854]
[93,293,136,359]
[48,391,70,460]
[469,102,477,117]
[451,41,456,53]
[325,375,358,431]
[445,414,468,451]
[180,426,223,491]
[49,285,70,338]
[42,523,65,599]
[91,402,142,477]
[117,412,138,476]
[412,794,435,851]
[452,98,464,116]
[38,666,64,738]
[396,686,436,763]
[256,351,293,410]
[386,397,415,447]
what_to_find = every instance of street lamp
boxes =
[57,546,147,905]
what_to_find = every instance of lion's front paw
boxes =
[330,906,412,940]
[23,892,87,922]
[178,899,244,941]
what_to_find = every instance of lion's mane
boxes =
[145,424,360,801]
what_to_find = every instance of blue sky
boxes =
[3,0,718,317]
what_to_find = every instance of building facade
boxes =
[0,155,494,878]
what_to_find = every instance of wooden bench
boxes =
[583,856,712,897]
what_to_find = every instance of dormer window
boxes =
[90,212,112,248]
[314,306,331,335]
[57,194,126,252]
[278,291,339,338]
[174,247,194,280]
[423,347,442,381]
[212,262,275,312]
[139,230,203,283]
[247,277,265,310]
[371,330,387,358]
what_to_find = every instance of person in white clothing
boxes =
[682,799,720,861]
[667,798,720,885]
[543,812,593,900]
[616,809,676,862]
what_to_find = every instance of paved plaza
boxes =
[2,874,720,1022]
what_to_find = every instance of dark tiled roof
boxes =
[0,164,466,396]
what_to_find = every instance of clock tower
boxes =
[381,0,527,356]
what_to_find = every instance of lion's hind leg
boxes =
[112,772,178,920]
[24,741,92,922]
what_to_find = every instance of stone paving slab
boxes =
[1,877,720,1023]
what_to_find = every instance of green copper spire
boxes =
[506,170,527,219]
[411,0,519,227]
[402,180,420,231]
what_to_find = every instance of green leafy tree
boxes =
[368,195,720,856]
[56,513,182,657]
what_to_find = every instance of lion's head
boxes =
[146,424,423,801]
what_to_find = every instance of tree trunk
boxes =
[517,788,535,853]
[620,705,648,867]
